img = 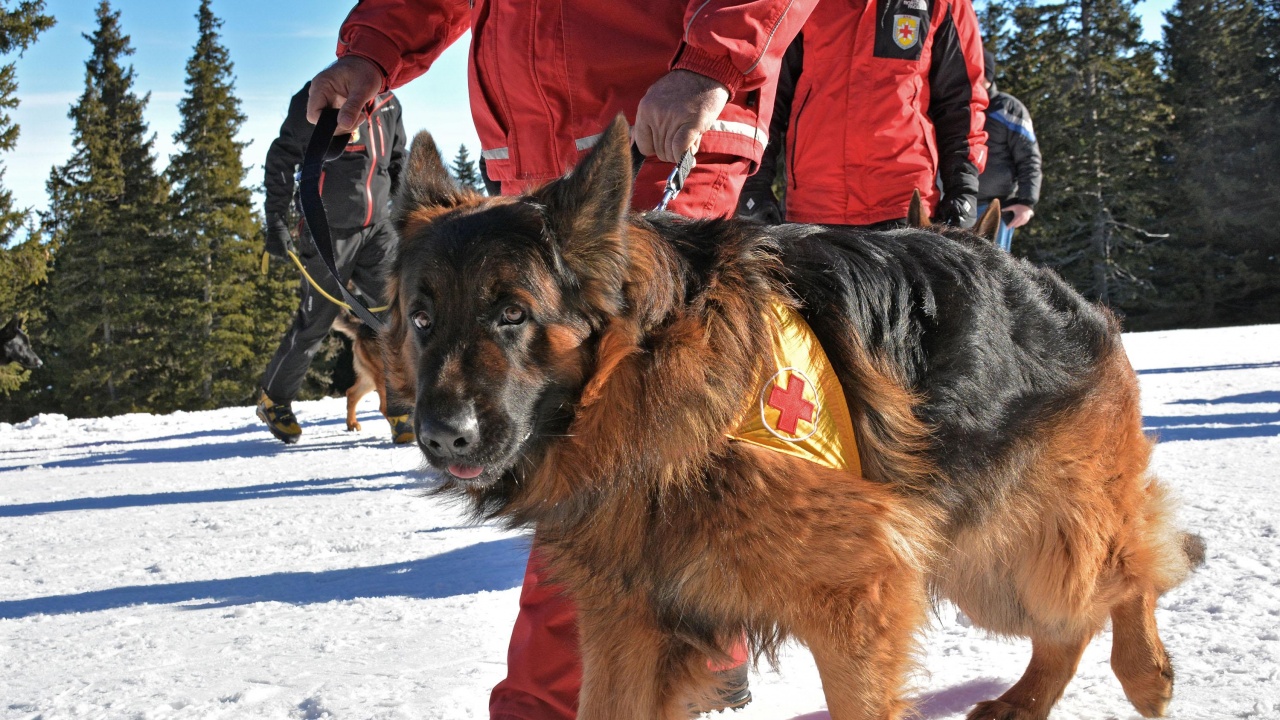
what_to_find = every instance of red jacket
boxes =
[336,0,816,190]
[765,0,988,225]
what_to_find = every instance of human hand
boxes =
[934,194,976,228]
[264,214,294,259]
[1004,203,1035,228]
[633,70,730,163]
[306,55,384,134]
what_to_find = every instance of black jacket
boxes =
[264,83,406,231]
[977,84,1042,208]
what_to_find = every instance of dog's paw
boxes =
[965,699,1042,720]
[346,421,362,432]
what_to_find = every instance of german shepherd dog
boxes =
[382,117,1202,720]
[332,309,389,432]
[1,317,42,370]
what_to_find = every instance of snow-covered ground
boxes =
[2,324,1278,720]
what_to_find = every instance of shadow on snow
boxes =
[0,472,424,517]
[0,536,530,619]
[782,677,1011,720]
[1136,360,1280,376]
[3,425,393,472]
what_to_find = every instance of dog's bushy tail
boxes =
[1181,532,1207,570]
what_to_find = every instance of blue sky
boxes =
[5,0,1175,217]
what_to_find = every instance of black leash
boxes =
[299,115,693,334]
[300,108,388,331]
[631,144,695,212]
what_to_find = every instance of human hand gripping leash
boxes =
[298,107,388,331]
[631,144,696,212]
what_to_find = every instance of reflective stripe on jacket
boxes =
[977,85,1042,208]
[336,0,816,187]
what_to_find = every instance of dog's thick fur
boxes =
[2,317,42,370]
[383,117,1202,720]
[331,309,389,431]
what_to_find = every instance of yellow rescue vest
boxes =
[727,302,862,475]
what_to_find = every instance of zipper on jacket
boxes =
[789,87,813,191]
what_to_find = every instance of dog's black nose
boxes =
[419,411,480,458]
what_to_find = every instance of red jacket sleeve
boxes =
[336,0,471,91]
[674,0,818,97]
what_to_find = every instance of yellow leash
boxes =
[260,250,390,314]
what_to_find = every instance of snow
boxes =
[2,324,1278,720]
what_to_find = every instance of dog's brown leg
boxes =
[967,633,1091,720]
[345,373,375,431]
[1110,592,1173,717]
[576,600,696,720]
[799,581,924,720]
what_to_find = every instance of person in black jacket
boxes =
[977,49,1042,252]
[256,81,412,445]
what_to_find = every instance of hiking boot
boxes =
[689,663,752,716]
[387,413,415,445]
[256,390,301,444]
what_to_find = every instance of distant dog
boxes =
[382,117,1202,720]
[1,317,42,370]
[331,310,388,432]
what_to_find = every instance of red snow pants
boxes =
[489,153,752,720]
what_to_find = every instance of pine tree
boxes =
[1000,0,1169,320]
[450,144,483,193]
[164,0,281,410]
[0,1,53,401]
[977,0,1015,59]
[1156,0,1280,328]
[40,1,170,417]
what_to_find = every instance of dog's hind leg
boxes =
[345,373,375,431]
[966,632,1092,720]
[1110,592,1173,717]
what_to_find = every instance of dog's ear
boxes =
[394,131,477,232]
[529,114,632,311]
[0,317,17,339]
[975,198,1001,242]
[907,188,930,228]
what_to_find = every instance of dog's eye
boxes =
[500,305,526,326]
[411,310,433,332]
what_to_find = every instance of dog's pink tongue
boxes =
[448,464,485,479]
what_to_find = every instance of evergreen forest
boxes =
[1,0,1277,421]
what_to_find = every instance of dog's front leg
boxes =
[576,597,693,720]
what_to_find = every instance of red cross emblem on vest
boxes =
[765,370,817,436]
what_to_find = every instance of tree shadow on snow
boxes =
[12,428,391,471]
[1170,390,1280,406]
[1144,409,1280,442]
[0,471,424,517]
[0,536,530,619]
[1136,360,1280,376]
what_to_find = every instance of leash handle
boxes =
[630,144,696,213]
[299,108,388,331]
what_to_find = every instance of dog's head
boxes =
[1,317,42,370]
[386,116,635,497]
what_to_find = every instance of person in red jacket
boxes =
[737,0,989,229]
[305,2,817,718]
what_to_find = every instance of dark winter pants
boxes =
[260,220,405,411]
